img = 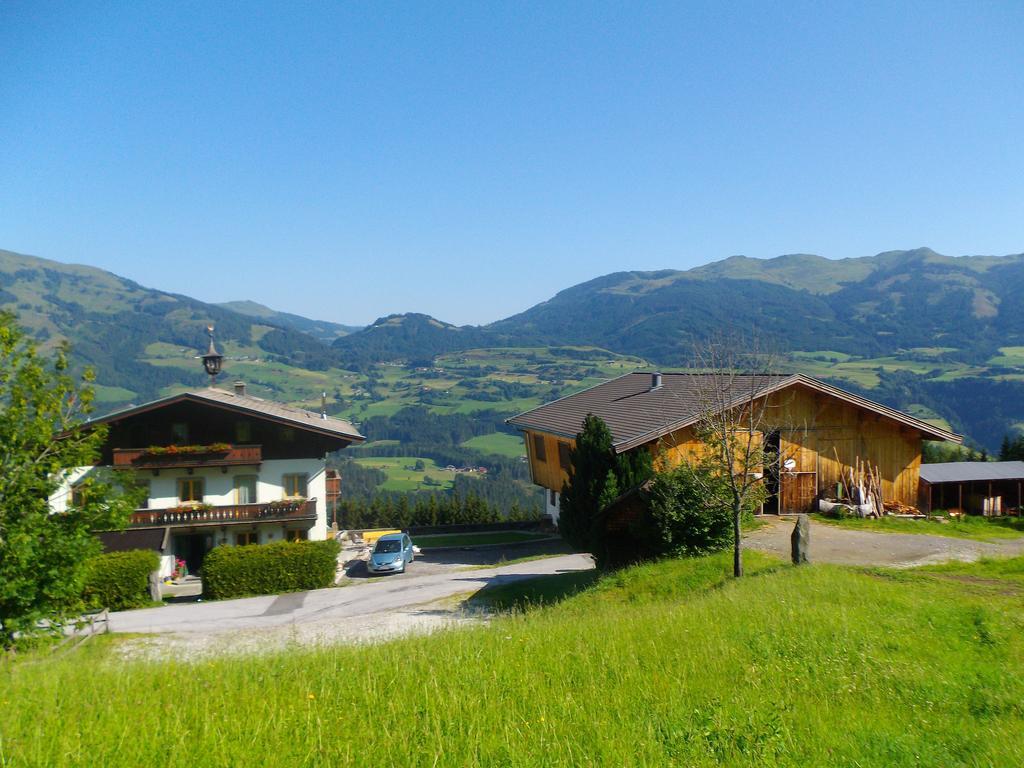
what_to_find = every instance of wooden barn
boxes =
[508,372,960,521]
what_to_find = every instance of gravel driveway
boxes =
[744,516,1024,568]
[111,553,593,658]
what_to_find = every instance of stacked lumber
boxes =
[831,449,886,518]
[883,501,919,515]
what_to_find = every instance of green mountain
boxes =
[6,245,1024,449]
[488,247,1024,363]
[218,300,360,342]
[332,313,502,368]
[332,248,1024,447]
[0,248,346,406]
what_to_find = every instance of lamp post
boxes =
[201,325,223,387]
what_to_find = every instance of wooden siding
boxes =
[524,430,575,492]
[523,382,924,509]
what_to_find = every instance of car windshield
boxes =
[374,540,401,553]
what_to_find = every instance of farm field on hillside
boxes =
[351,456,463,492]
[459,432,526,458]
[3,552,1023,766]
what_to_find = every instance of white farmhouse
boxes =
[51,379,363,576]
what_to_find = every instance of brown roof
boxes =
[507,372,961,452]
[90,387,364,442]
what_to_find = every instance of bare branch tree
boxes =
[660,332,804,577]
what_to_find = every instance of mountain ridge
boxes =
[5,245,1024,448]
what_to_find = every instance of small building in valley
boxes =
[508,371,960,522]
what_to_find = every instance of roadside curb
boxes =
[417,536,563,554]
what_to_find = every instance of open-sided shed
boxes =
[919,461,1024,516]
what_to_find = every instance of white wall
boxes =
[49,458,329,541]
[48,466,97,513]
[545,489,561,525]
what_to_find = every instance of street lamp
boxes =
[201,325,223,387]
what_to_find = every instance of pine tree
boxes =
[559,414,653,566]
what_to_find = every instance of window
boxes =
[235,420,252,443]
[171,422,189,444]
[177,477,205,503]
[532,434,547,462]
[236,532,258,546]
[234,475,258,505]
[286,529,307,542]
[70,483,87,508]
[136,479,150,509]
[549,489,558,507]
[282,473,308,498]
[558,442,572,472]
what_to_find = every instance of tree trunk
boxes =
[733,500,743,577]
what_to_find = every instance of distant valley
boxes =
[4,246,1024,452]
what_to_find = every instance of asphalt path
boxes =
[109,553,594,636]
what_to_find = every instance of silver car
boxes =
[367,533,414,575]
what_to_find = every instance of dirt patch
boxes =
[744,517,1024,569]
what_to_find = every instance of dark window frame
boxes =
[558,442,572,472]
[532,434,547,462]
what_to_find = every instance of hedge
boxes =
[82,550,160,611]
[202,540,340,600]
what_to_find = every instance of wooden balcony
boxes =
[113,444,262,471]
[128,499,317,528]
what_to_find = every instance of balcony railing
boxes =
[128,499,316,527]
[113,444,262,470]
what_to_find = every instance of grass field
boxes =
[352,456,457,492]
[459,432,526,458]
[812,513,1024,541]
[3,551,1024,766]
[412,530,552,548]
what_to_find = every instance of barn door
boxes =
[780,472,817,512]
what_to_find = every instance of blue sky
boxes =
[2,2,1022,326]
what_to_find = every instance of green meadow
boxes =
[3,551,1023,766]
[459,432,526,458]
[351,456,460,492]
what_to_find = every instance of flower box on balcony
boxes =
[113,444,262,470]
[142,443,232,457]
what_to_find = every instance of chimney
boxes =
[321,391,328,419]
[650,372,663,391]
[234,381,247,396]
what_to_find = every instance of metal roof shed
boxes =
[919,461,1024,516]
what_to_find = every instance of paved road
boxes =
[744,516,1024,568]
[110,553,593,637]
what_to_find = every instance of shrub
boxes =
[81,549,159,611]
[202,540,340,600]
[642,465,737,557]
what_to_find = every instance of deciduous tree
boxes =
[0,312,140,647]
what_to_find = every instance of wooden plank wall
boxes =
[654,384,922,507]
[523,430,574,492]
[522,383,925,507]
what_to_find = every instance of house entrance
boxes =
[174,533,212,575]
